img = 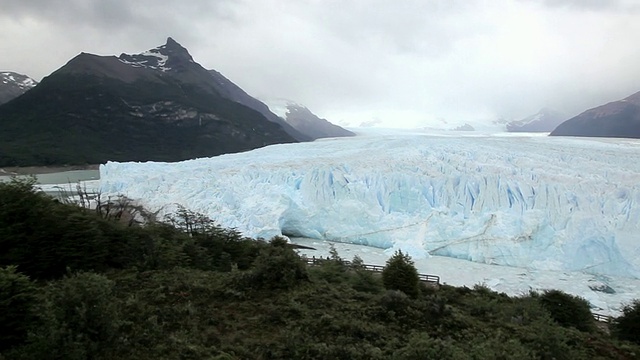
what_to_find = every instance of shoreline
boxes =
[0,164,100,176]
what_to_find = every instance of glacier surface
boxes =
[100,130,640,279]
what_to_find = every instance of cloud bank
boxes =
[2,0,640,128]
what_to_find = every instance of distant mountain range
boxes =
[267,100,355,139]
[551,91,640,138]
[506,108,566,132]
[0,38,351,167]
[0,72,37,105]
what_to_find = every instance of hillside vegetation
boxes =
[1,177,639,359]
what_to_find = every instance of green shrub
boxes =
[0,266,38,351]
[538,289,595,332]
[391,332,466,359]
[612,299,640,344]
[310,244,349,284]
[251,237,309,290]
[23,272,122,360]
[382,250,420,298]
[349,255,383,293]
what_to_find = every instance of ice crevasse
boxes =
[100,132,640,278]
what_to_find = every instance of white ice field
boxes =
[99,129,640,315]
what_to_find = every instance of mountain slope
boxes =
[207,70,311,141]
[0,72,37,105]
[550,92,640,138]
[507,108,566,132]
[0,38,297,166]
[267,100,354,140]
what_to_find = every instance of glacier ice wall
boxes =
[100,132,640,278]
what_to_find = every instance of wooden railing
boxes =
[304,258,440,285]
[593,313,612,323]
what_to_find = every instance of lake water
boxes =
[0,169,100,184]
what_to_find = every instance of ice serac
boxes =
[100,132,640,278]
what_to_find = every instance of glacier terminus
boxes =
[100,129,640,280]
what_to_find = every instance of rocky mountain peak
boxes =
[0,71,38,105]
[266,99,355,140]
[0,71,37,90]
[118,37,195,73]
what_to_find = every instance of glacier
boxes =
[100,130,640,279]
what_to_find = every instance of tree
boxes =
[612,299,640,344]
[251,237,309,290]
[382,250,420,298]
[538,289,595,332]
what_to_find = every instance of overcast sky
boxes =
[2,0,640,128]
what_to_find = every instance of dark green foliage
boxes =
[382,250,420,298]
[538,289,595,332]
[310,243,349,284]
[612,299,640,344]
[0,177,112,279]
[1,178,639,358]
[0,178,265,279]
[250,237,309,290]
[0,266,38,351]
[18,272,121,360]
[348,255,383,294]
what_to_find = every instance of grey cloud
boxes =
[2,0,640,128]
[526,0,640,12]
[0,0,237,43]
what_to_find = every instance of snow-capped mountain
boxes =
[507,108,567,132]
[0,71,38,105]
[551,91,640,138]
[267,100,354,140]
[0,38,298,166]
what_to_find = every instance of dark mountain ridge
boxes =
[507,108,566,132]
[207,69,311,141]
[277,102,355,140]
[0,38,298,166]
[550,91,640,138]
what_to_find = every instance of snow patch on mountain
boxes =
[119,45,172,72]
[0,72,38,90]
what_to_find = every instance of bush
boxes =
[612,299,640,344]
[0,266,38,351]
[382,250,420,298]
[391,332,466,359]
[22,272,122,360]
[538,290,595,332]
[251,237,309,290]
[349,255,382,294]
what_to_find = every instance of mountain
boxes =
[267,100,354,140]
[452,123,475,131]
[507,108,566,132]
[0,38,297,166]
[207,70,311,141]
[550,91,640,138]
[0,72,37,105]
